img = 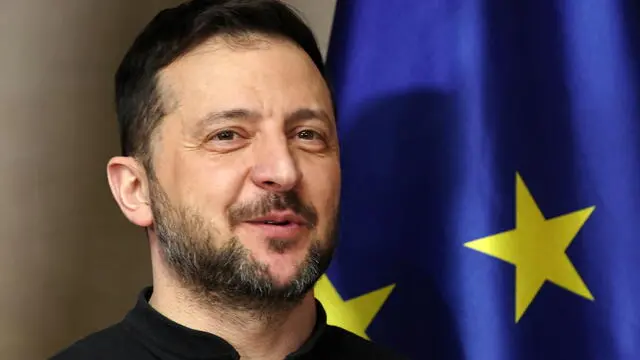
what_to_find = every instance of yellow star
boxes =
[464,172,595,323]
[314,274,395,339]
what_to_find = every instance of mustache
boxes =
[227,191,318,229]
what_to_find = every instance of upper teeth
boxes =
[263,220,289,225]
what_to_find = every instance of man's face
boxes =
[146,36,340,310]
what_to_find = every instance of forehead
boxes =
[157,35,331,118]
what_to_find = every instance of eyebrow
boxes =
[194,107,333,132]
[194,108,259,130]
[286,108,333,125]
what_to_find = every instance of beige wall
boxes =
[0,1,335,359]
[286,0,336,57]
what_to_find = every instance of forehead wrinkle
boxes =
[155,35,333,139]
[155,35,272,119]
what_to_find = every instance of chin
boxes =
[268,273,301,289]
[258,243,308,275]
[268,260,306,284]
[240,237,309,279]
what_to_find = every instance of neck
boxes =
[148,252,318,359]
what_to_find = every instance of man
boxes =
[51,0,403,359]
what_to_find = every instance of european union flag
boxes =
[314,0,640,359]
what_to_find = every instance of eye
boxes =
[296,129,323,141]
[202,128,248,153]
[211,130,239,141]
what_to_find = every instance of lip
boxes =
[243,211,308,238]
[242,222,305,238]
[246,211,308,226]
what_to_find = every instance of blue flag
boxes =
[318,0,640,359]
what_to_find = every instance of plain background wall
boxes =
[0,1,335,359]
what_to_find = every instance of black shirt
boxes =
[50,287,405,360]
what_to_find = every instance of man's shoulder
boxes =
[49,322,148,360]
[320,325,407,359]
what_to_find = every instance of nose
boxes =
[250,134,301,192]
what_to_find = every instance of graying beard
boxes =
[149,183,331,315]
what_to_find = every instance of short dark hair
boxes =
[114,0,327,164]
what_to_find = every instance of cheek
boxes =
[176,157,249,225]
[300,158,341,219]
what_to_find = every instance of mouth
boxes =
[251,219,294,226]
[246,211,308,227]
[242,211,309,238]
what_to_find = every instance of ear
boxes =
[106,156,153,228]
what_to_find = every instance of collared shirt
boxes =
[50,287,405,360]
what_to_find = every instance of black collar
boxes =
[123,287,328,359]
